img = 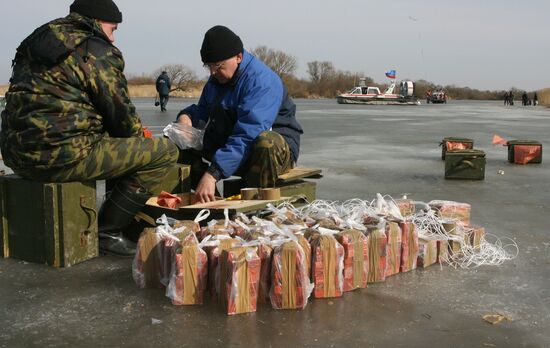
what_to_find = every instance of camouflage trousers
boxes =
[14,136,179,195]
[180,131,293,189]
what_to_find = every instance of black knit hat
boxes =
[70,0,123,23]
[200,26,243,63]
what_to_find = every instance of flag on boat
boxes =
[385,70,396,79]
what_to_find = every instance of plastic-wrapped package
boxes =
[437,239,449,263]
[163,122,204,150]
[310,234,344,298]
[295,234,312,279]
[429,200,471,226]
[219,246,261,315]
[385,221,402,277]
[417,237,438,268]
[132,227,175,289]
[204,237,239,301]
[270,240,313,310]
[394,199,415,217]
[173,209,209,241]
[464,225,485,249]
[336,229,369,291]
[399,221,418,273]
[256,243,273,304]
[367,227,387,283]
[166,234,208,305]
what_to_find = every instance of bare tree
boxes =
[154,64,198,92]
[251,46,298,78]
[307,61,335,83]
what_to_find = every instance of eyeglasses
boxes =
[203,61,225,72]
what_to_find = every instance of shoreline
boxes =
[1,84,549,106]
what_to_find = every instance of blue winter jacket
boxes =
[179,50,302,179]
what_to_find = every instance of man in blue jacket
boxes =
[176,25,303,203]
[156,71,171,111]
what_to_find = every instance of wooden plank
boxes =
[142,195,307,222]
[277,167,322,183]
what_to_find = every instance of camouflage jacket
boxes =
[0,13,142,170]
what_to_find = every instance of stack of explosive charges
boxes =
[132,195,518,315]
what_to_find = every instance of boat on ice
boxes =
[336,70,420,105]
[337,80,420,105]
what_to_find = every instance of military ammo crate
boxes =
[0,175,98,267]
[506,140,542,164]
[444,149,486,180]
[107,163,191,194]
[441,137,474,160]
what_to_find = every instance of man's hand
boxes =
[195,172,217,203]
[177,114,193,126]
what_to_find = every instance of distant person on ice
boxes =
[156,70,171,112]
[522,91,529,106]
[175,25,303,203]
[0,0,179,256]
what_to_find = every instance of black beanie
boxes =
[70,0,123,23]
[200,26,243,63]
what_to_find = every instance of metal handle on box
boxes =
[79,196,97,235]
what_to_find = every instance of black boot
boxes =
[98,185,151,257]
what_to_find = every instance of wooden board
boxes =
[142,195,303,221]
[277,167,322,183]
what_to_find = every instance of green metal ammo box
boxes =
[0,175,98,267]
[444,149,486,180]
[441,137,474,160]
[506,140,542,164]
[106,163,191,194]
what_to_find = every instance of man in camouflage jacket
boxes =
[0,0,179,256]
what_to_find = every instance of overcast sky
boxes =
[1,0,548,90]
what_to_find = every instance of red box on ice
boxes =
[336,229,369,291]
[367,228,387,283]
[417,238,438,268]
[219,247,261,315]
[429,200,471,226]
[507,140,542,164]
[167,237,208,305]
[270,240,311,310]
[385,222,402,277]
[311,234,344,298]
[399,221,418,273]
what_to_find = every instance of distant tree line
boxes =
[126,46,541,100]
